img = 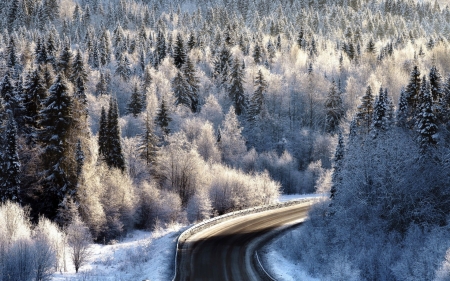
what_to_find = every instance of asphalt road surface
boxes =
[175,203,312,281]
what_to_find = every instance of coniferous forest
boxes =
[1,0,450,279]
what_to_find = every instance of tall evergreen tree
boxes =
[37,75,74,219]
[105,97,125,171]
[356,86,374,133]
[0,115,20,203]
[23,69,47,143]
[397,87,408,127]
[252,42,262,64]
[140,112,158,165]
[98,106,108,159]
[416,76,438,149]
[115,54,131,81]
[325,79,344,134]
[372,87,390,134]
[58,41,73,78]
[172,71,191,110]
[95,72,108,96]
[405,65,421,117]
[173,33,187,69]
[213,45,232,85]
[155,30,166,66]
[228,58,247,115]
[182,56,199,112]
[248,69,267,122]
[155,98,171,136]
[0,75,15,116]
[330,132,344,200]
[127,84,144,117]
[71,50,88,84]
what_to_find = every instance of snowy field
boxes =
[51,194,320,281]
[51,224,184,281]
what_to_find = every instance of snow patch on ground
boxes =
[51,224,184,281]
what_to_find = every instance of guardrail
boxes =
[171,197,318,281]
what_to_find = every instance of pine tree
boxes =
[7,37,18,70]
[182,57,199,113]
[98,106,108,159]
[37,75,74,219]
[416,76,438,150]
[7,0,19,32]
[187,32,196,51]
[0,75,15,116]
[127,84,143,117]
[155,98,171,136]
[0,115,20,203]
[356,86,374,133]
[429,65,443,117]
[325,79,344,134]
[155,30,166,66]
[228,58,247,115]
[248,69,267,122]
[140,112,158,165]
[397,88,408,126]
[173,33,187,69]
[35,37,48,65]
[366,37,376,54]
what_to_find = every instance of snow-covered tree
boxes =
[228,58,247,115]
[0,115,20,203]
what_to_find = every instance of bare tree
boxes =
[66,218,92,273]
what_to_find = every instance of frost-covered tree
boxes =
[172,70,191,110]
[219,107,246,166]
[228,58,247,115]
[0,115,20,203]
[155,98,171,136]
[330,132,344,200]
[127,84,143,117]
[213,45,232,85]
[325,79,344,134]
[105,96,125,171]
[182,57,199,113]
[415,77,437,150]
[248,69,267,122]
[355,86,374,134]
[115,54,132,81]
[405,66,421,118]
[372,87,390,134]
[173,33,186,69]
[140,112,158,166]
[37,75,74,220]
[71,50,88,84]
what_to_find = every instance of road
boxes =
[174,202,312,281]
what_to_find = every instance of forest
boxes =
[0,0,450,279]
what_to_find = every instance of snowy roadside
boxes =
[51,224,184,281]
[258,193,326,281]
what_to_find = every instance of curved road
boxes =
[174,203,312,281]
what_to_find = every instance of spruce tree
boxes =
[155,98,171,136]
[228,58,247,115]
[429,65,443,118]
[37,75,74,219]
[182,57,199,112]
[173,33,187,69]
[213,45,232,85]
[58,41,73,78]
[0,115,20,203]
[115,54,131,81]
[248,69,267,122]
[356,86,374,133]
[71,50,88,84]
[23,69,47,143]
[330,132,344,200]
[372,87,389,134]
[95,72,108,96]
[140,112,158,165]
[172,71,191,110]
[98,106,108,159]
[252,43,262,64]
[155,30,166,66]
[405,66,421,117]
[416,76,438,149]
[0,75,15,116]
[325,79,344,134]
[105,96,125,171]
[127,84,143,117]
[397,88,408,127]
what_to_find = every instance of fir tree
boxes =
[172,71,191,110]
[155,30,166,66]
[0,75,15,116]
[95,72,108,96]
[252,43,262,64]
[429,65,443,117]
[372,87,390,134]
[7,37,18,70]
[248,69,267,122]
[37,75,74,219]
[127,84,143,117]
[105,96,125,171]
[173,33,187,69]
[366,38,376,54]
[23,69,47,143]
[187,32,196,51]
[155,98,171,136]
[228,58,247,115]
[325,79,344,134]
[0,115,21,203]
[397,87,408,126]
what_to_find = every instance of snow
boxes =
[51,224,184,281]
[278,193,327,202]
[259,245,319,281]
